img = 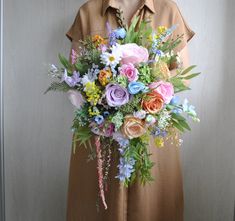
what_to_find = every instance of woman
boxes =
[66,0,195,220]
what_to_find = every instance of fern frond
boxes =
[43,82,70,94]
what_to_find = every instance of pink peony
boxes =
[148,81,174,104]
[119,43,149,65]
[67,90,85,108]
[119,63,139,82]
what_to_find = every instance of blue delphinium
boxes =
[113,132,136,181]
[182,99,197,116]
[113,28,126,39]
[151,127,167,137]
[94,115,104,125]
[170,96,183,114]
[109,32,117,46]
[116,157,136,181]
[103,111,110,118]
[170,95,180,105]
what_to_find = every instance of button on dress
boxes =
[65,0,195,220]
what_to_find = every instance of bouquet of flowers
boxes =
[45,16,200,209]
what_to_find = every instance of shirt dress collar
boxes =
[102,0,156,16]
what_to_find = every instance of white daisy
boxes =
[100,44,122,67]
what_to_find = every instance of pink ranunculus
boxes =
[67,89,85,108]
[119,43,149,65]
[148,81,174,104]
[119,63,139,82]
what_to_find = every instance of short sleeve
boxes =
[66,9,83,42]
[170,3,195,52]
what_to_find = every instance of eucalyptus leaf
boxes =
[183,72,201,80]
[181,65,197,75]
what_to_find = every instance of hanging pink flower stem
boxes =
[95,136,108,210]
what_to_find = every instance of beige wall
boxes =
[3,0,235,220]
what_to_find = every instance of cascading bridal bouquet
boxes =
[45,16,200,209]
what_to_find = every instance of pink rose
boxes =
[119,63,139,82]
[119,43,149,65]
[149,81,174,104]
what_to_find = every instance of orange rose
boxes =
[122,115,146,139]
[98,69,112,86]
[141,91,164,114]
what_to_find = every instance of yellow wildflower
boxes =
[155,26,168,39]
[154,137,164,148]
[140,133,150,143]
[84,82,101,106]
[88,106,100,116]
[157,26,167,35]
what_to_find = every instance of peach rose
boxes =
[122,115,146,139]
[141,91,164,114]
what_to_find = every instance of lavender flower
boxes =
[61,69,81,87]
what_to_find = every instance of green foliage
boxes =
[74,61,89,75]
[72,126,92,154]
[123,16,140,43]
[111,112,124,130]
[181,65,197,75]
[123,16,153,46]
[119,94,142,114]
[170,65,200,93]
[72,105,89,127]
[113,75,128,87]
[170,78,191,93]
[123,138,155,186]
[58,53,72,70]
[171,113,191,132]
[158,34,183,53]
[138,64,153,84]
[44,81,70,94]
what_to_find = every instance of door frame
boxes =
[0,0,5,220]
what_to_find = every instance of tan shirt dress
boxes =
[66,0,195,220]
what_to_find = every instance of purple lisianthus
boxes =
[105,83,130,107]
[61,69,81,87]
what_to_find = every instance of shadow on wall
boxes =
[182,0,235,220]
